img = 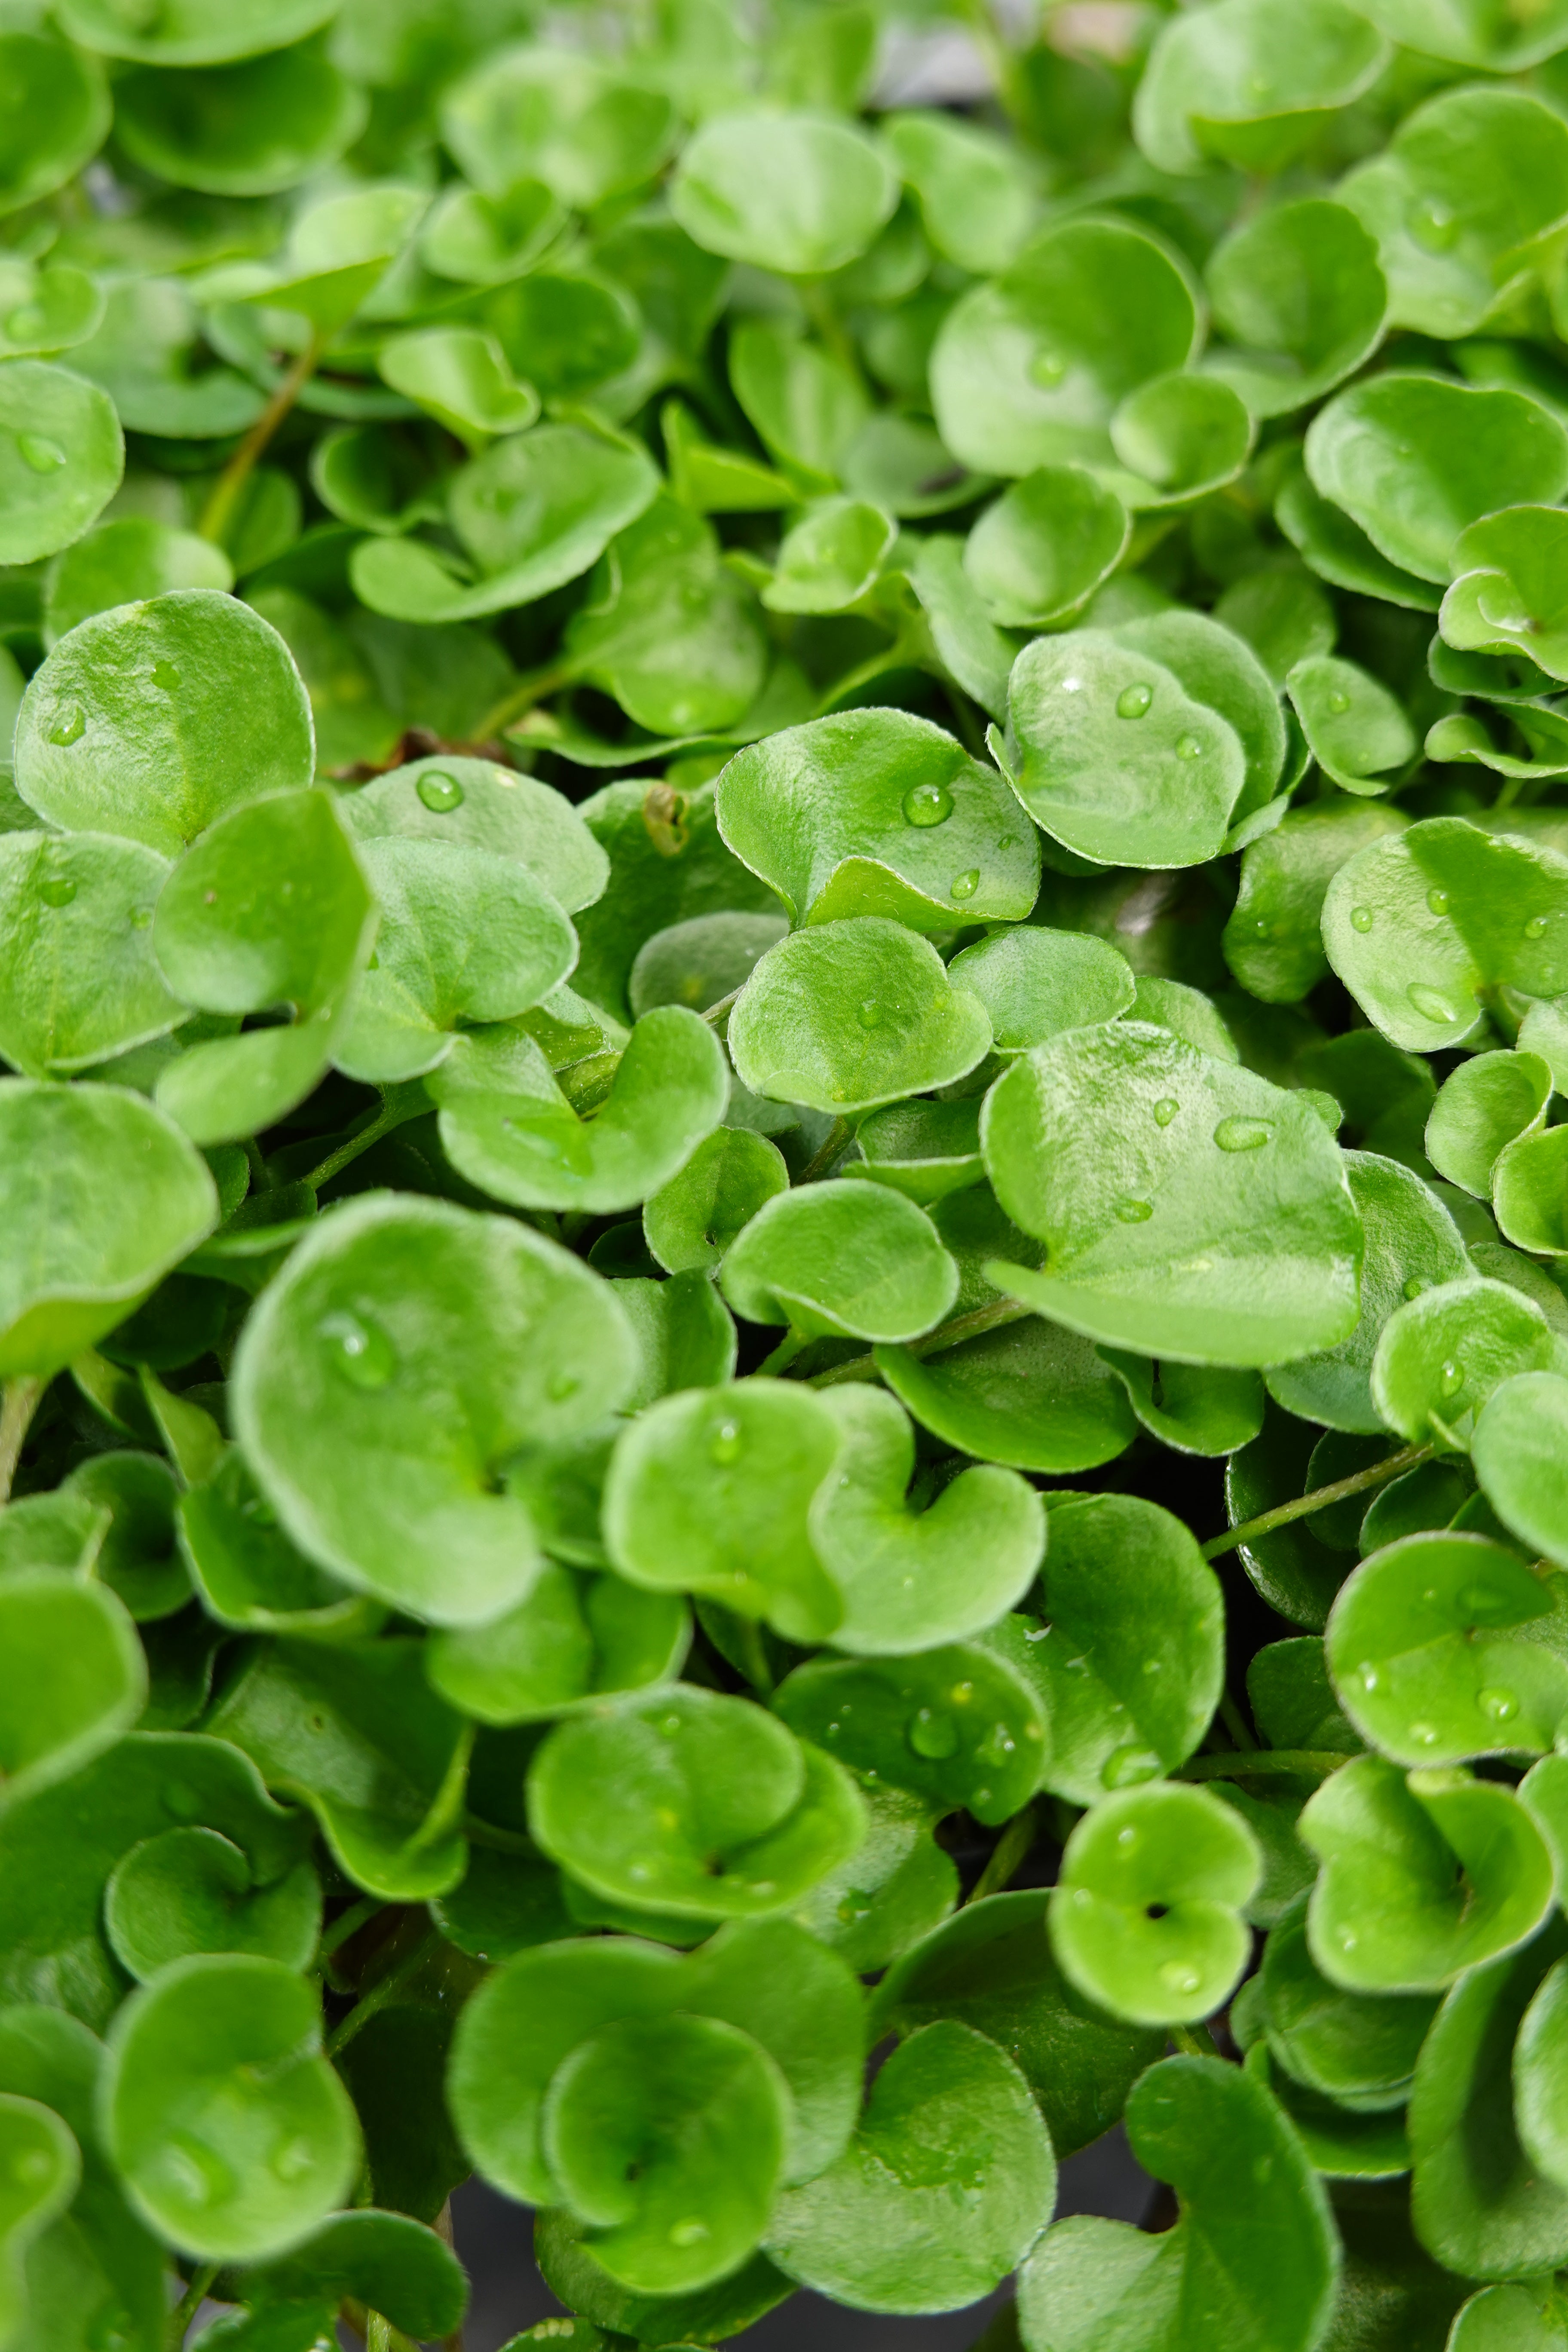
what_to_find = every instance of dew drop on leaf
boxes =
[1477,1686,1520,1724]
[1174,734,1203,761]
[901,779,952,827]
[1438,1358,1464,1398]
[417,769,466,813]
[1407,194,1459,251]
[150,661,179,694]
[318,1309,397,1390]
[708,1416,743,1465]
[270,2137,315,2183]
[1102,1743,1161,1788]
[907,1706,959,1758]
[1525,914,1549,940]
[1032,351,1066,385]
[37,873,77,908]
[1406,983,1456,1023]
[1326,691,1350,715]
[1213,1117,1271,1152]
[547,1372,579,1401]
[1116,682,1153,720]
[17,432,65,473]
[1158,1960,1201,1994]
[1426,888,1450,916]
[1349,905,1373,933]
[1407,1721,1439,1748]
[48,702,86,747]
[129,907,152,929]
[1153,1097,1179,1127]
[857,998,882,1029]
[1115,1197,1153,1222]
[949,869,980,900]
[1403,1276,1426,1299]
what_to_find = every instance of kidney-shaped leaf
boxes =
[720,1181,958,1344]
[0,830,184,1078]
[0,1571,144,1807]
[1133,0,1389,177]
[774,1642,1046,1828]
[1372,1277,1554,1450]
[1474,1372,1568,1574]
[671,110,897,277]
[340,756,608,917]
[1206,196,1387,418]
[103,1824,319,1981]
[0,358,121,568]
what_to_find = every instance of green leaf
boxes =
[101,1954,358,2261]
[1215,562,1337,691]
[339,754,608,916]
[671,110,897,276]
[717,708,1040,932]
[177,1449,377,1638]
[1409,1925,1568,2280]
[614,1268,736,1407]
[236,2209,468,2346]
[729,319,868,489]
[0,32,110,217]
[14,591,312,856]
[566,496,767,738]
[602,1378,842,1642]
[882,110,1038,276]
[931,217,1201,480]
[1441,508,1568,684]
[0,832,186,1079]
[151,787,375,1145]
[774,1642,1046,1827]
[334,838,576,1085]
[1340,84,1568,335]
[1025,1493,1225,1803]
[103,1825,319,1979]
[440,46,674,208]
[763,497,895,616]
[1473,1371,1568,1571]
[534,2209,794,2349]
[112,44,366,197]
[0,360,122,569]
[234,1193,636,1625]
[59,0,334,61]
[1428,1050,1553,1197]
[1306,375,1568,586]
[1267,1153,1470,1435]
[527,1684,865,1922]
[1494,1124,1568,1256]
[1262,1891,1437,2115]
[806,1383,1044,1653]
[764,2021,1055,2315]
[720,1180,958,1343]
[64,1451,189,1623]
[353,423,659,625]
[728,919,992,1115]
[1448,2284,1568,2352]
[1206,197,1387,418]
[0,2092,80,2348]
[879,1306,1139,1475]
[869,1888,1164,2160]
[1327,1531,1568,1767]
[947,925,1135,1052]
[1372,1277,1554,1449]
[1299,1755,1554,1992]
[998,629,1247,869]
[1225,804,1407,1004]
[1286,655,1418,796]
[0,1574,144,1807]
[643,1126,790,1274]
[418,177,564,287]
[377,327,538,450]
[1049,1782,1259,2026]
[965,468,1129,626]
[43,519,230,647]
[427,1563,689,1725]
[0,1082,216,1380]
[980,1020,1363,1366]
[1133,0,1389,176]
[1323,818,1568,1054]
[429,1005,730,1215]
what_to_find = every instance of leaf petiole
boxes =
[1203,1442,1434,1559]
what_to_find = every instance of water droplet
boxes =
[1158,1960,1202,1995]
[1427,887,1450,916]
[669,2217,709,2247]
[1349,906,1373,934]
[157,2134,234,2209]
[18,433,64,473]
[1327,690,1350,715]
[417,768,466,813]
[270,2137,314,2183]
[1117,682,1153,720]
[836,1891,872,1925]
[1403,1276,1426,1300]
[1213,1117,1271,1152]
[1153,1097,1179,1127]
[709,1416,742,1465]
[902,779,952,827]
[1478,1686,1520,1725]
[950,869,980,900]
[1438,1358,1464,1399]
[318,1308,396,1390]
[47,702,85,747]
[1408,193,1459,251]
[975,1720,1017,1767]
[908,1706,959,1759]
[1525,914,1549,940]
[1174,733,1203,761]
[857,998,882,1029]
[37,873,76,908]
[1358,1663,1380,1693]
[950,1679,975,1705]
[150,660,178,694]
[1032,350,1066,386]
[1102,1743,1161,1788]
[1408,1721,1439,1748]
[1407,982,1456,1024]
[1115,1197,1153,1223]
[1115,1825,1139,1850]
[5,304,46,340]
[129,907,152,929]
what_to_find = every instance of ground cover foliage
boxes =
[13,1,1568,2349]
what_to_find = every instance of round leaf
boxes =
[670,111,897,277]
[340,754,609,916]
[1371,1277,1554,1449]
[774,1642,1046,1827]
[965,468,1130,626]
[0,33,110,217]
[720,1180,958,1343]
[1473,1371,1568,1572]
[1206,196,1387,418]
[112,45,366,196]
[427,1563,689,1725]
[103,1826,319,1980]
[0,1572,144,1806]
[0,831,185,1078]
[0,360,122,568]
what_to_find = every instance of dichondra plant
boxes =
[9,1,1568,2349]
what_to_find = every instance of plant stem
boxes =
[435,2196,466,2349]
[301,1084,429,1192]
[967,1802,1036,1905]
[1218,1691,1256,1752]
[1178,1750,1351,1783]
[317,1893,386,1964]
[462,1814,536,1856]
[797,1117,853,1184]
[1202,1443,1433,1561]
[729,1613,775,1697]
[807,1296,1032,1387]
[799,277,867,397]
[701,984,744,1030]
[200,330,325,544]
[327,1927,440,2058]
[366,2315,394,2352]
[0,1375,43,1505]
[1170,2021,1220,2060]
[475,661,576,743]
[168,2261,218,2347]
[756,1329,808,1378]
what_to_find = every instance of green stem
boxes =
[807,1296,1032,1387]
[168,2261,219,2346]
[797,1117,853,1185]
[730,1613,775,1697]
[1178,1750,1351,1783]
[301,1084,429,1192]
[366,2315,394,2352]
[701,984,744,1031]
[813,631,919,717]
[1170,2021,1220,2060]
[967,1803,1036,1905]
[475,660,577,744]
[756,1329,808,1378]
[462,1814,537,1856]
[327,1928,440,2059]
[0,1376,43,1506]
[200,330,325,544]
[316,1893,385,1964]
[799,277,867,398]
[1203,1443,1433,1561]
[1218,1691,1257,1752]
